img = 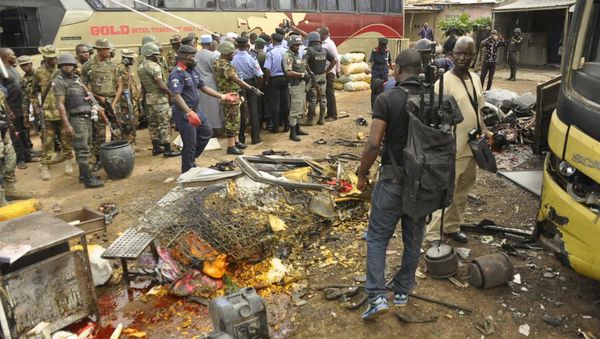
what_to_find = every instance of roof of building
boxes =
[493,0,576,12]
[406,0,499,4]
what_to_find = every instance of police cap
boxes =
[181,36,195,45]
[307,31,321,43]
[178,45,198,55]
[217,41,235,55]
[38,45,58,58]
[235,36,249,46]
[378,37,388,45]
[17,55,33,66]
[57,53,78,66]
[271,33,284,42]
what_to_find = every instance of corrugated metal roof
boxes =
[406,0,498,4]
[493,0,576,12]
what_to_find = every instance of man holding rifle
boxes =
[32,45,74,180]
[118,49,141,149]
[302,31,336,126]
[82,38,123,172]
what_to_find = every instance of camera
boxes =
[468,128,479,141]
[122,57,132,67]
[282,19,292,33]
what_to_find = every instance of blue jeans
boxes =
[366,178,426,299]
[173,109,212,173]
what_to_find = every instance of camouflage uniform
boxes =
[20,72,34,124]
[137,57,171,145]
[118,63,141,144]
[0,91,17,186]
[81,55,120,158]
[213,58,241,137]
[283,48,308,127]
[32,64,74,165]
[165,49,178,72]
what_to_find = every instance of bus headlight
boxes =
[559,161,577,177]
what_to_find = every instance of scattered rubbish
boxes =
[210,288,269,338]
[513,92,536,109]
[425,243,458,279]
[542,314,563,327]
[171,269,223,297]
[543,272,557,279]
[498,171,543,197]
[163,176,176,183]
[355,117,368,126]
[188,295,210,306]
[520,287,529,292]
[448,276,468,288]
[480,235,494,244]
[109,323,123,339]
[475,315,495,335]
[582,315,593,319]
[334,139,366,147]
[576,328,598,339]
[269,214,288,232]
[518,324,530,337]
[468,252,514,289]
[513,273,522,285]
[395,312,438,323]
[51,331,77,339]
[77,244,113,286]
[202,254,228,279]
[415,268,427,279]
[261,149,291,156]
[309,191,337,218]
[209,160,238,172]
[315,138,327,145]
[409,293,473,313]
[467,193,486,206]
[156,246,182,282]
[259,258,288,285]
[353,274,366,283]
[122,328,148,338]
[455,247,471,260]
[52,204,63,212]
[461,219,533,239]
[484,89,518,109]
[99,202,118,224]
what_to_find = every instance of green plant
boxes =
[472,17,493,31]
[437,14,493,36]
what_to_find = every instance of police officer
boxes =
[214,41,262,154]
[118,49,141,148]
[507,28,522,81]
[303,31,336,126]
[33,45,74,180]
[264,33,289,133]
[137,42,179,157]
[54,54,105,188]
[232,36,264,145]
[168,45,237,173]
[81,38,123,172]
[166,35,182,71]
[369,38,393,83]
[0,86,31,203]
[283,35,309,142]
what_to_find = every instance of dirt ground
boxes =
[17,67,600,338]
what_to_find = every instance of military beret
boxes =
[181,36,195,45]
[255,38,267,45]
[217,41,235,55]
[17,55,33,66]
[200,34,212,44]
[275,28,286,35]
[178,45,198,54]
[170,35,182,44]
[235,36,249,46]
[121,48,137,58]
[38,45,58,58]
[271,33,284,42]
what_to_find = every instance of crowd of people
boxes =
[0,24,343,198]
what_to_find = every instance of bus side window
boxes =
[220,0,269,10]
[275,0,316,10]
[388,0,402,13]
[358,0,385,13]
[164,0,195,8]
[320,0,354,11]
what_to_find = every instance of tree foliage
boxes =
[437,14,493,36]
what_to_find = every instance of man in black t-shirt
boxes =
[357,49,426,320]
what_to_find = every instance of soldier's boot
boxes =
[40,164,51,181]
[92,159,103,172]
[300,115,315,126]
[317,112,325,125]
[152,141,164,156]
[162,143,181,158]
[80,165,104,188]
[0,189,8,207]
[289,125,301,142]
[296,125,308,136]
[3,182,32,200]
[64,159,74,175]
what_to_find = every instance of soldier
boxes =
[214,41,262,155]
[302,31,336,126]
[138,35,157,65]
[232,36,264,145]
[168,45,237,173]
[75,44,92,76]
[81,38,123,172]
[137,42,179,157]
[118,49,141,148]
[166,35,181,71]
[0,85,32,204]
[17,55,38,164]
[54,54,105,188]
[32,45,74,180]
[507,28,523,82]
[282,35,309,142]
[109,42,116,59]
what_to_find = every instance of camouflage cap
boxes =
[217,41,235,55]
[38,45,58,58]
[170,34,182,44]
[16,55,33,66]
[121,48,138,58]
[94,38,111,49]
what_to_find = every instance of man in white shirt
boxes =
[319,27,340,121]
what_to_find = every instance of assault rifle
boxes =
[123,67,136,136]
[305,63,323,101]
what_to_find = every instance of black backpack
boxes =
[387,84,463,220]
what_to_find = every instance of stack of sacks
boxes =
[335,52,371,92]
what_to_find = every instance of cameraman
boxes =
[358,49,425,320]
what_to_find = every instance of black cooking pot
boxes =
[100,140,134,180]
[425,243,458,279]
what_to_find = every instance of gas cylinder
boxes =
[210,287,269,339]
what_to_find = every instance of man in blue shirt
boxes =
[232,36,264,145]
[168,45,236,173]
[263,33,289,133]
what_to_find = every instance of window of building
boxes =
[220,0,269,9]
[275,0,317,10]
[388,0,402,13]
[320,0,354,11]
[357,0,385,13]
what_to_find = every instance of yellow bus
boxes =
[0,0,405,57]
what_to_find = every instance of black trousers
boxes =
[239,78,261,144]
[10,111,31,163]
[480,61,497,91]
[325,72,337,118]
[266,76,289,132]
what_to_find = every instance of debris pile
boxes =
[484,89,536,146]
